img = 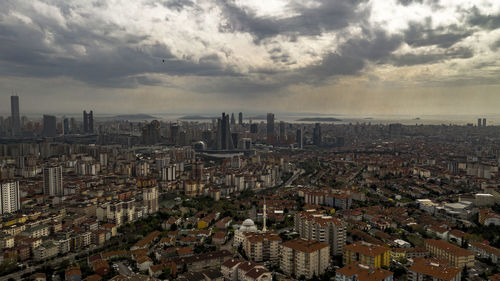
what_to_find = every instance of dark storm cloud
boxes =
[217,0,370,42]
[404,20,473,48]
[397,0,424,6]
[397,0,440,7]
[468,7,500,30]
[300,29,403,82]
[162,0,195,11]
[389,47,473,66]
[0,7,236,88]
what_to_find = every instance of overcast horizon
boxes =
[1,0,500,115]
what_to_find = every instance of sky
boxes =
[0,0,500,116]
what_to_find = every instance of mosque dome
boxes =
[239,219,258,232]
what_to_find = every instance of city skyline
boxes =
[0,0,499,115]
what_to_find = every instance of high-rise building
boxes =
[170,124,179,144]
[143,186,159,214]
[10,96,21,136]
[266,113,275,144]
[83,110,94,133]
[279,121,286,144]
[42,115,57,137]
[250,123,258,134]
[216,113,234,150]
[478,118,482,127]
[244,232,282,262]
[43,165,63,196]
[230,113,235,125]
[280,238,330,279]
[483,118,486,127]
[294,210,346,256]
[62,118,69,135]
[0,181,21,215]
[238,112,243,125]
[141,120,161,145]
[296,128,303,149]
[313,123,322,146]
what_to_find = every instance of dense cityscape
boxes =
[0,96,499,281]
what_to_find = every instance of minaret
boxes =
[262,199,267,232]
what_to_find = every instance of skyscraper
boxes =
[42,115,57,137]
[313,123,322,146]
[296,128,303,149]
[279,121,286,144]
[216,113,234,150]
[141,120,160,145]
[83,110,94,133]
[230,113,235,125]
[0,181,20,214]
[238,112,243,125]
[63,118,69,135]
[267,113,275,144]
[10,96,20,136]
[483,118,486,127]
[478,118,482,127]
[43,165,63,196]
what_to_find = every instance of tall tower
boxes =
[10,96,20,136]
[267,113,275,144]
[42,115,57,137]
[43,165,63,196]
[279,121,286,144]
[230,113,235,125]
[83,110,94,133]
[483,118,486,127]
[262,199,267,233]
[478,118,482,127]
[238,112,243,125]
[313,123,322,146]
[219,113,234,150]
[296,127,303,149]
[0,181,20,214]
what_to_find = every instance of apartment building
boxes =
[335,262,393,281]
[244,232,282,262]
[424,239,474,268]
[408,258,461,281]
[343,242,390,269]
[280,238,330,279]
[295,210,346,256]
[469,241,500,264]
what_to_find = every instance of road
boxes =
[283,169,305,187]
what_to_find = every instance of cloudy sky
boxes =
[1,0,500,116]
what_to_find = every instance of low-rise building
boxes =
[343,242,390,269]
[424,239,474,268]
[408,258,461,281]
[335,262,393,281]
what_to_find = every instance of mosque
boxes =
[234,200,268,245]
